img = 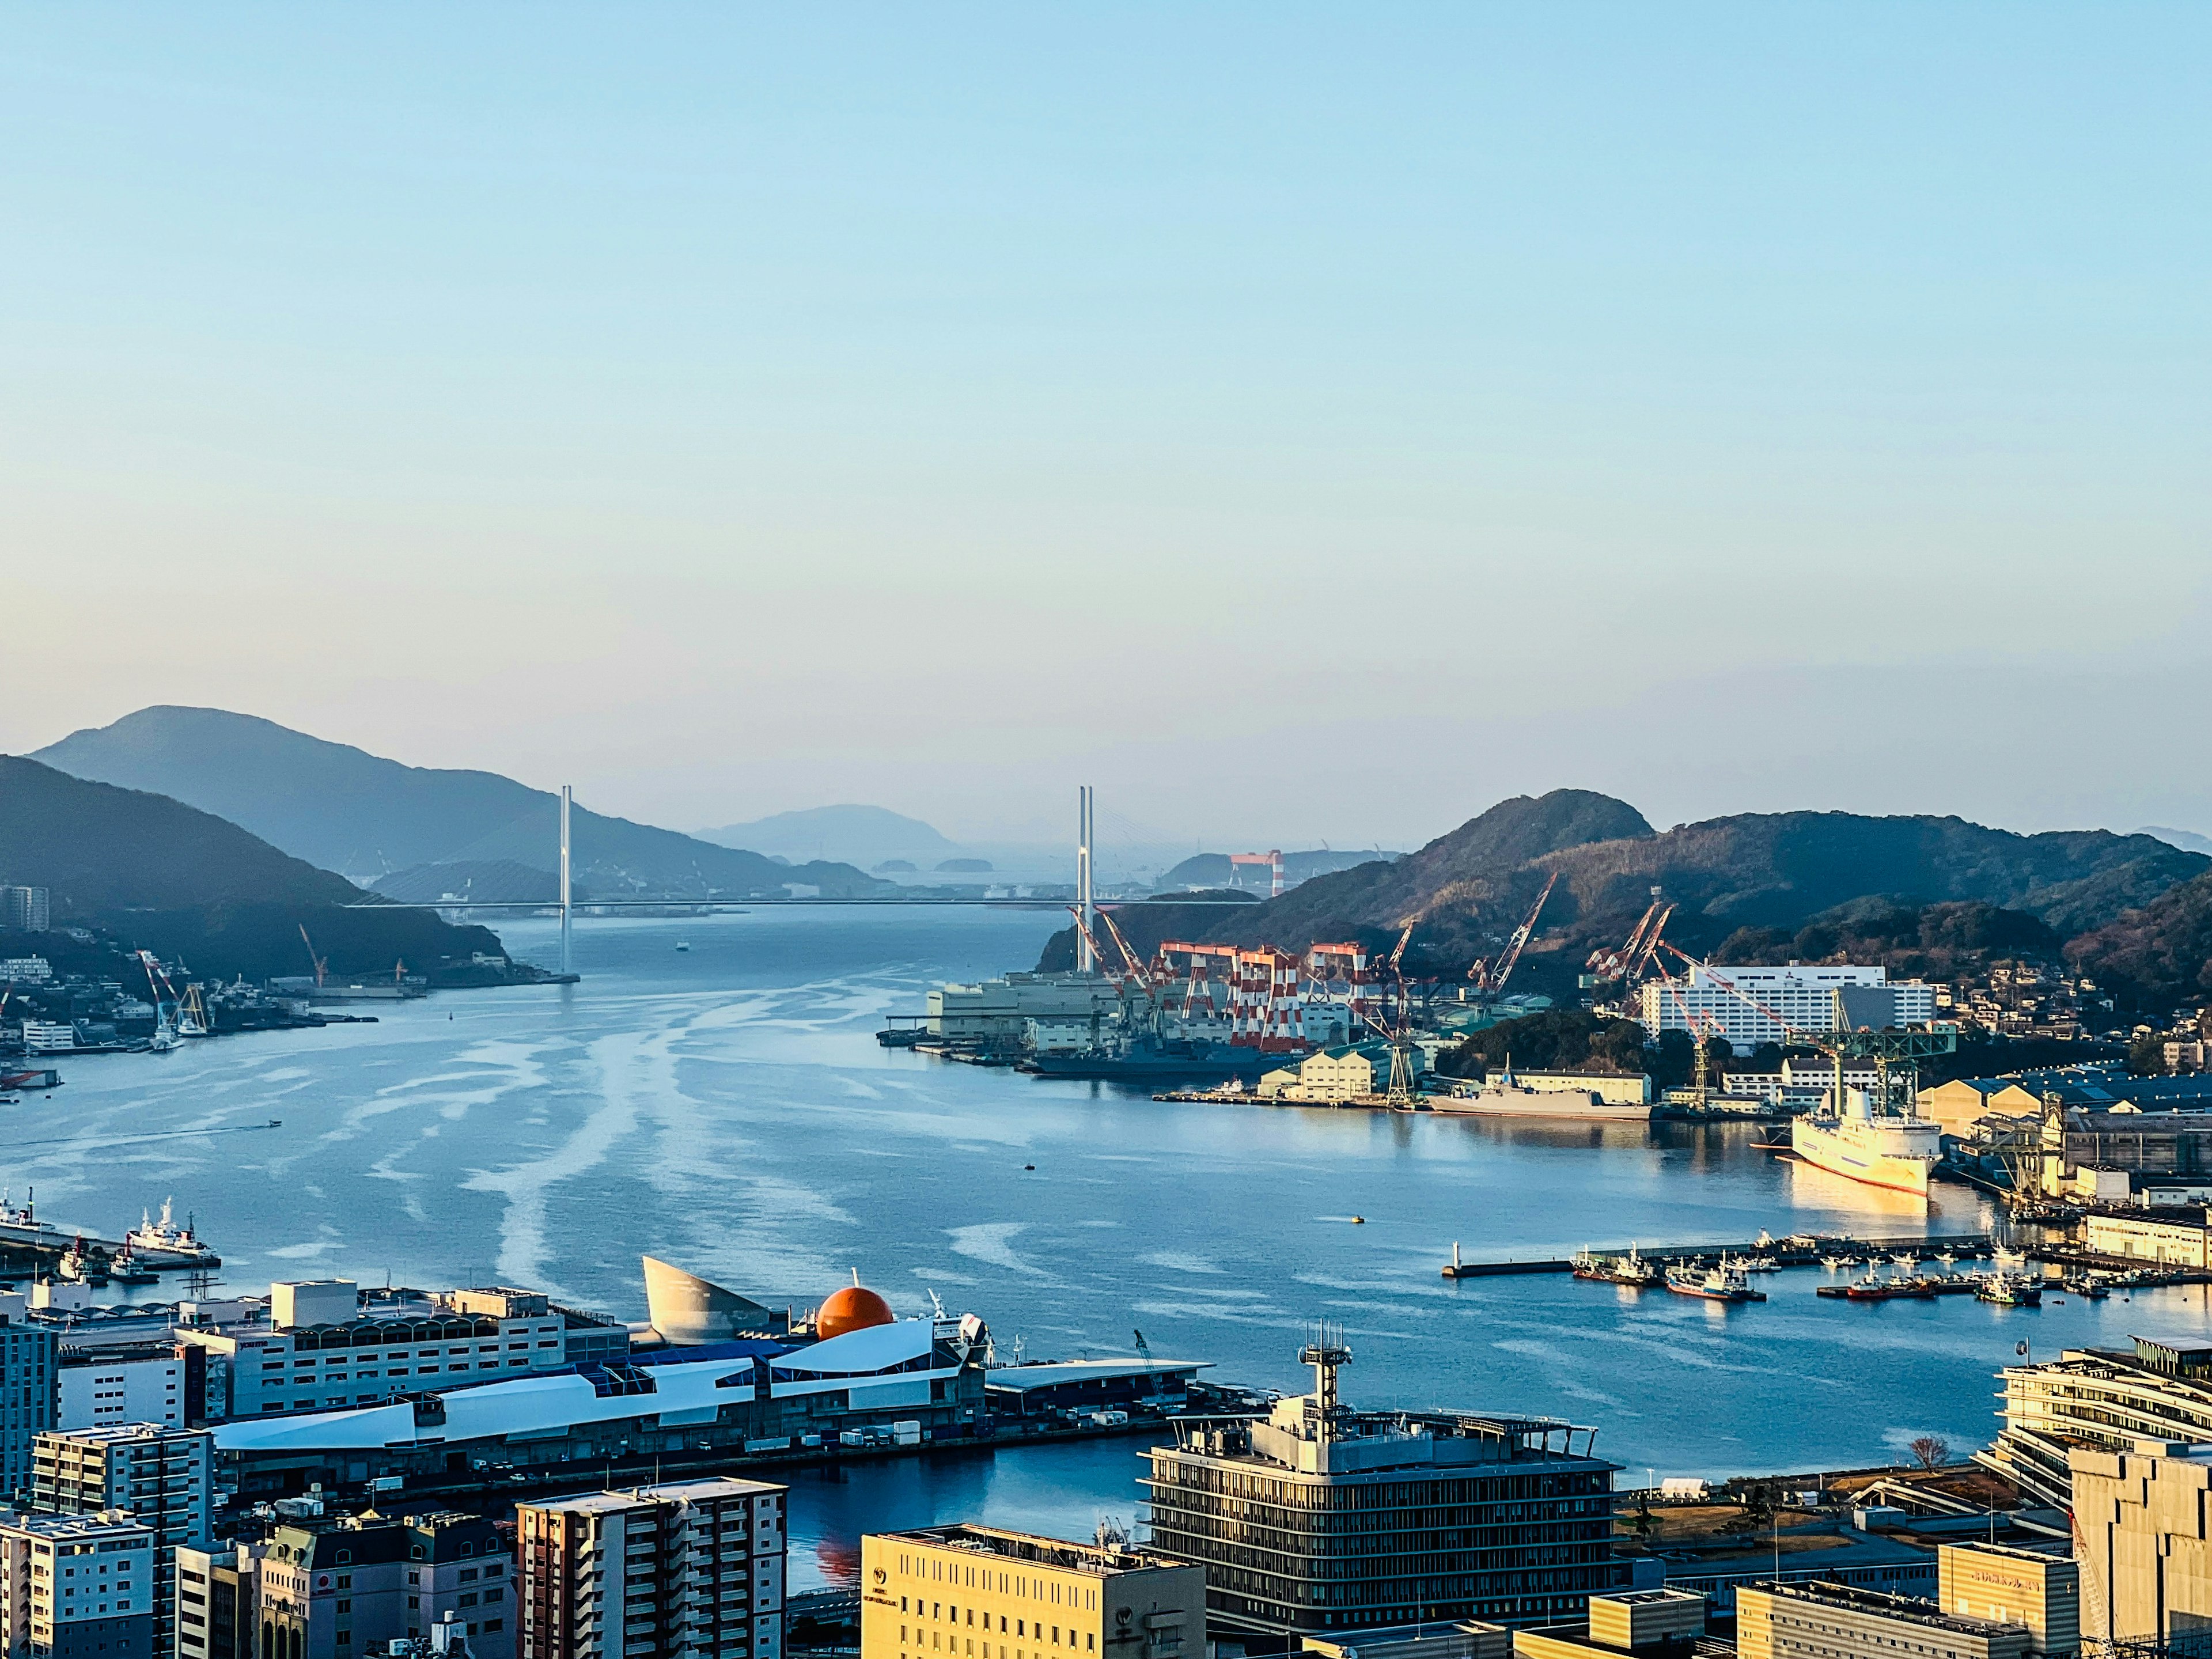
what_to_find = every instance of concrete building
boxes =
[1982,1337,2212,1509]
[2082,1209,2210,1267]
[860,1525,1202,1659]
[1735,1581,2029,1659]
[0,961,52,987]
[518,1478,785,1659]
[0,1321,58,1501]
[0,889,50,935]
[57,1344,200,1433]
[2071,1438,2212,1647]
[175,1282,612,1422]
[1143,1340,1624,1635]
[31,1425,212,1657]
[1918,1081,2046,1137]
[923,977,1122,1049]
[1256,1044,1411,1105]
[175,1545,257,1659]
[1935,1543,2078,1658]
[0,1509,156,1659]
[638,1260,789,1346]
[256,1509,512,1659]
[1512,1589,1704,1659]
[1637,965,1936,1054]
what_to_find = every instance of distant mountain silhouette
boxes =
[697,804,957,868]
[1040,789,2210,1006]
[1156,848,1399,892]
[2143,825,2212,857]
[35,706,886,899]
[0,756,504,981]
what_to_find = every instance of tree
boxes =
[1910,1435,1950,1471]
[2129,1032,2168,1077]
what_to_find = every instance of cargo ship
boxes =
[1791,1101,1942,1196]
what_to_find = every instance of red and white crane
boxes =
[1468,870,1559,995]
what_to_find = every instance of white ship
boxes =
[126,1197,219,1263]
[1791,1099,1942,1196]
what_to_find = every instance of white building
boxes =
[19,1022,75,1054]
[0,957,52,984]
[58,1344,188,1431]
[0,1510,154,1659]
[32,1422,213,1657]
[1639,964,1937,1053]
[0,888,48,934]
[519,1478,786,1659]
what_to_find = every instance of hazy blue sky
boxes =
[6,7,2208,850]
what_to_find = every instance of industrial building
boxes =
[1980,1336,2212,1509]
[2081,1209,2211,1266]
[0,1509,155,1659]
[1936,1543,2079,1657]
[2072,1438,2212,1649]
[31,1423,213,1657]
[859,1525,1204,1659]
[1511,1589,1703,1659]
[1638,965,1936,1053]
[520,1478,785,1659]
[1142,1338,1624,1636]
[1256,1044,1415,1105]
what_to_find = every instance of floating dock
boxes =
[1445,1232,1997,1279]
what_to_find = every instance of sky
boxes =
[5,6,2209,852]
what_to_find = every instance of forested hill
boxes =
[1037,790,2210,1009]
[0,755,504,982]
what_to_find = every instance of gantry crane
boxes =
[1469,870,1559,997]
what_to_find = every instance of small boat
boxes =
[1936,1250,1959,1267]
[1737,1255,1780,1274]
[2063,1275,2110,1300]
[1841,1274,1934,1301]
[1821,1253,1852,1271]
[1350,1216,1366,1225]
[675,940,692,952]
[1978,1275,2042,1308]
[1665,1262,1766,1303]
[1891,1252,1919,1270]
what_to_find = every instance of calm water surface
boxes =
[16,907,2207,1585]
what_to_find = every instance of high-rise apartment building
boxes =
[859,1526,1203,1659]
[1637,965,1936,1052]
[0,889,50,935]
[0,1510,156,1659]
[176,1544,258,1659]
[31,1425,212,1658]
[518,1479,786,1659]
[1144,1339,1625,1635]
[0,1321,58,1501]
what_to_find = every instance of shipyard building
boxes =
[1143,1340,1624,1635]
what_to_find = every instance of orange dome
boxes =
[817,1284,896,1339]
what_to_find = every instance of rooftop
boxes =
[525,1477,784,1517]
[879,1524,1191,1578]
[1746,1578,2022,1637]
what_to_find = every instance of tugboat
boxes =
[126,1199,221,1266]
[1977,1274,2043,1308]
[106,1244,159,1285]
[1665,1260,1767,1302]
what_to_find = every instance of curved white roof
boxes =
[776,1319,933,1376]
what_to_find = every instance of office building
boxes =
[0,889,50,935]
[1143,1339,1625,1635]
[860,1525,1202,1659]
[0,1510,156,1659]
[518,1478,785,1659]
[1982,1337,2212,1509]
[32,1425,213,1658]
[57,1343,202,1433]
[1735,1581,2030,1659]
[176,1545,257,1659]
[0,1322,58,1501]
[1637,965,1936,1053]
[1936,1544,2078,1658]
[257,1510,512,1659]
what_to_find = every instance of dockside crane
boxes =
[1468,870,1559,997]
[1357,925,1421,1108]
[297,925,328,989]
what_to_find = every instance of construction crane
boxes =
[1468,870,1559,995]
[1094,910,1154,990]
[1588,895,1672,983]
[297,924,328,989]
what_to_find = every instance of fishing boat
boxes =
[125,1199,220,1266]
[1841,1273,1934,1301]
[2062,1274,2110,1300]
[1666,1261,1766,1302]
[1573,1245,1664,1287]
[1820,1253,1854,1271]
[106,1245,159,1285]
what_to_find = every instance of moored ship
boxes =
[1432,1064,1652,1123]
[1791,1103,1942,1196]
[126,1197,221,1266]
[1664,1260,1766,1302]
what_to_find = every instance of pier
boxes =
[1442,1231,1997,1279]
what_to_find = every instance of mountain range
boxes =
[1155,848,1400,892]
[0,756,505,982]
[34,707,886,899]
[1047,789,2212,1009]
[696,804,960,869]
